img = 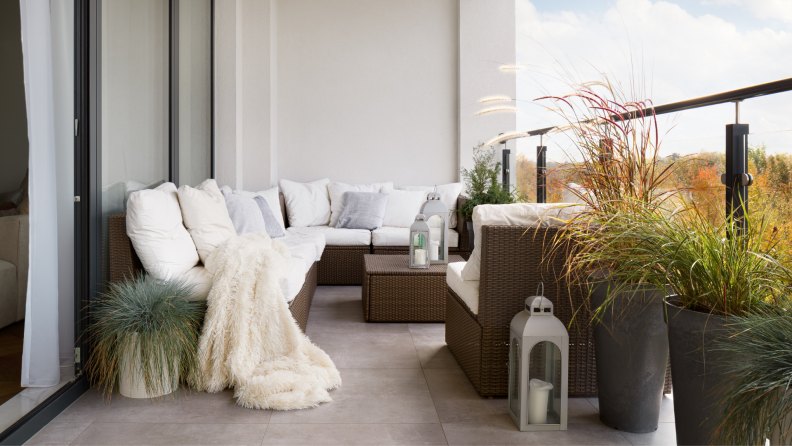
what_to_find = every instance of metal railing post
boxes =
[725,122,751,235]
[537,145,547,203]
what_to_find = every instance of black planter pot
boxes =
[466,221,475,251]
[591,282,669,433]
[665,302,729,446]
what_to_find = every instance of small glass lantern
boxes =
[409,214,430,269]
[419,187,449,264]
[508,284,569,432]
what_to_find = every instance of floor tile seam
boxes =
[418,364,448,444]
[267,421,444,425]
[84,421,271,425]
[258,423,269,446]
[65,419,93,446]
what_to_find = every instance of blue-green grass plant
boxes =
[85,274,205,399]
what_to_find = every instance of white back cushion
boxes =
[126,182,199,280]
[399,183,464,227]
[231,187,285,231]
[381,187,428,228]
[279,178,331,227]
[328,181,392,227]
[177,179,237,270]
[460,203,580,281]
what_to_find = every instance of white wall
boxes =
[214,0,519,190]
[215,0,276,191]
[0,0,29,193]
[277,0,459,186]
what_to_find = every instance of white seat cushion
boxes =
[280,258,308,303]
[447,262,479,315]
[284,242,317,275]
[181,265,213,300]
[371,226,459,248]
[287,225,371,246]
[180,256,311,303]
[461,203,581,281]
[126,183,200,280]
[280,232,325,261]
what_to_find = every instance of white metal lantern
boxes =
[409,214,430,269]
[508,284,569,432]
[419,187,449,264]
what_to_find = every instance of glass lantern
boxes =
[409,214,430,269]
[419,188,449,264]
[508,284,569,432]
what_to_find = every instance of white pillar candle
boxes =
[528,378,554,424]
[430,241,439,261]
[414,249,427,266]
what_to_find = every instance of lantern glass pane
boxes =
[527,341,562,425]
[427,215,445,261]
[509,337,521,419]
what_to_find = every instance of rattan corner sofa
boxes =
[108,192,472,332]
[445,225,672,398]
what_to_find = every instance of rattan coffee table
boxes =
[362,254,464,322]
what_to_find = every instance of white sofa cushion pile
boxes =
[126,182,200,281]
[328,181,392,227]
[279,178,331,228]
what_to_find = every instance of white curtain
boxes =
[19,0,61,387]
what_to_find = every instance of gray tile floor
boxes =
[26,286,677,445]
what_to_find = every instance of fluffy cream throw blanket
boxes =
[195,232,341,410]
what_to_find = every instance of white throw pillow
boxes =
[279,178,331,228]
[231,187,286,231]
[328,181,393,227]
[177,179,237,270]
[381,187,428,228]
[460,203,580,281]
[399,183,464,227]
[126,183,199,280]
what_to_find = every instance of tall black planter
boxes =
[466,221,475,251]
[591,282,669,433]
[665,302,729,446]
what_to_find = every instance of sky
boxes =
[513,0,792,163]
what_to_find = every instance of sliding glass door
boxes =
[98,0,213,282]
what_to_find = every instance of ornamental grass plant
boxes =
[85,274,205,398]
[566,198,792,320]
[712,307,792,445]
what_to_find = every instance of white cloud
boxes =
[515,0,792,160]
[703,0,792,24]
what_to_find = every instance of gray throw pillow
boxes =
[222,191,267,235]
[253,196,285,238]
[335,192,389,230]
